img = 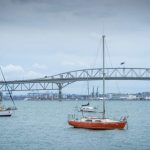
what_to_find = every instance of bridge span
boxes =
[0,68,150,98]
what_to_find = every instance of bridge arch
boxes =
[0,68,150,98]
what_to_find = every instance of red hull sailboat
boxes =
[68,117,127,130]
[68,35,127,130]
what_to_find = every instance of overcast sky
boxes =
[0,0,150,94]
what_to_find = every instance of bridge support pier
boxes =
[58,83,63,100]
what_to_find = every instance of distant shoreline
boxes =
[6,98,150,101]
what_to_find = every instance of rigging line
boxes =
[105,40,121,94]
[90,38,102,69]
[91,37,102,91]
[0,67,16,107]
[86,77,91,104]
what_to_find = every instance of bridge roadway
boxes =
[0,68,150,97]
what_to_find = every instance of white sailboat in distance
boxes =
[0,67,16,117]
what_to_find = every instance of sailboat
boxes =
[0,92,13,116]
[80,81,97,112]
[0,67,16,117]
[80,102,97,112]
[0,106,13,117]
[68,35,127,130]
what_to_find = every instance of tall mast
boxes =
[87,80,89,98]
[102,35,105,118]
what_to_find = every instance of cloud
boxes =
[62,60,87,68]
[0,0,150,93]
[1,64,24,74]
[1,0,149,30]
[0,64,45,80]
[24,70,44,79]
[32,63,48,70]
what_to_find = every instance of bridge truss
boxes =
[0,68,150,98]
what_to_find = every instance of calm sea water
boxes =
[0,100,150,150]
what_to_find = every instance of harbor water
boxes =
[0,100,150,150]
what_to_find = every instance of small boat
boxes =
[80,103,97,112]
[80,106,97,112]
[68,35,127,130]
[79,81,97,113]
[0,105,13,117]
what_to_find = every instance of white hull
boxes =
[80,106,97,112]
[0,110,13,117]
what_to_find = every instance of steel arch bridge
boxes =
[0,68,150,98]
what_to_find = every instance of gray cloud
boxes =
[0,0,150,93]
[1,0,149,28]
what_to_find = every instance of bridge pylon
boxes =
[58,83,63,100]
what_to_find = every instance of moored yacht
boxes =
[68,35,127,130]
[0,105,13,117]
[0,67,17,117]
